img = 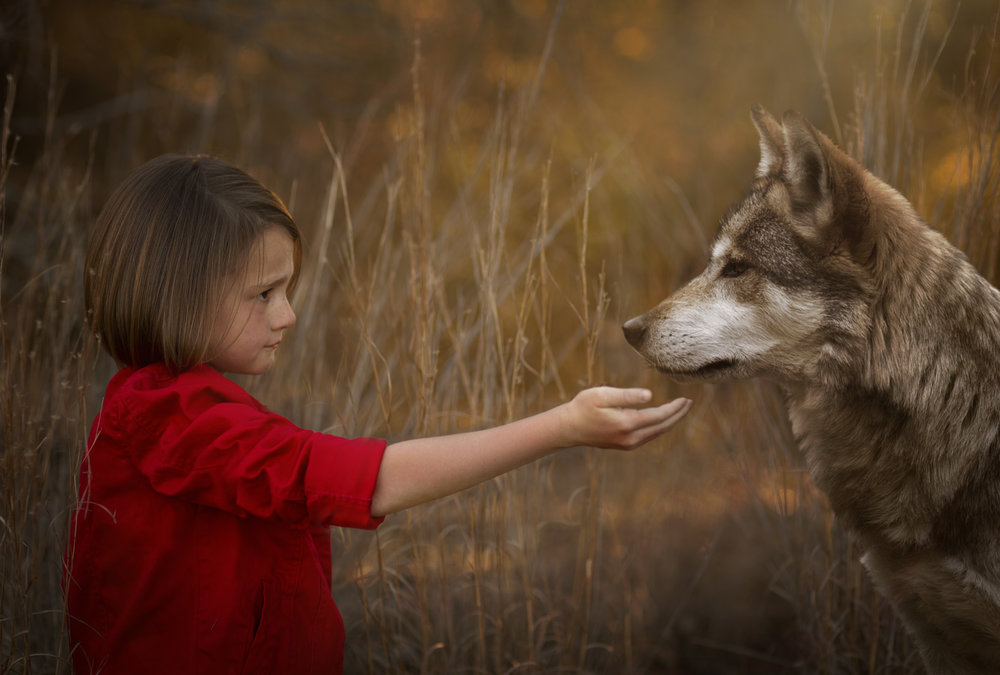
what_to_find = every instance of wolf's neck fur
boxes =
[788,172,1000,552]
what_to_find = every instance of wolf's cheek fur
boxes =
[634,278,824,379]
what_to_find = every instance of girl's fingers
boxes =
[587,386,652,408]
[648,398,693,431]
[618,398,693,449]
[628,397,692,428]
[618,387,654,406]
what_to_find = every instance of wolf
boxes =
[623,105,1000,674]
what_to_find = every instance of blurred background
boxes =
[2,1,998,673]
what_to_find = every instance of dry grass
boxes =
[2,3,998,674]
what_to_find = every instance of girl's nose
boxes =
[274,296,296,330]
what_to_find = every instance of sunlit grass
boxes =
[2,3,998,674]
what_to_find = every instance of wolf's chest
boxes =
[786,392,941,547]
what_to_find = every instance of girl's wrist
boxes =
[551,399,578,450]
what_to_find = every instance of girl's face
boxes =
[208,227,297,374]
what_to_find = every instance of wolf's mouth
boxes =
[695,359,736,375]
[657,358,736,378]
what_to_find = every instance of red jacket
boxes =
[65,364,386,674]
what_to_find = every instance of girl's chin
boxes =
[211,354,276,376]
[246,357,276,375]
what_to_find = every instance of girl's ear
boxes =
[751,104,785,178]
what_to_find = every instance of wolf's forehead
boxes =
[711,190,816,288]
[713,191,777,258]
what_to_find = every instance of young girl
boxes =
[66,154,691,674]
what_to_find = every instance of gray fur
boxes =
[624,105,1000,674]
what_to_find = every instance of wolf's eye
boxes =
[720,261,749,278]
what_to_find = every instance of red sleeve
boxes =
[106,366,386,530]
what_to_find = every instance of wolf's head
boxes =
[624,105,877,384]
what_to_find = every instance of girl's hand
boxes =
[557,386,692,451]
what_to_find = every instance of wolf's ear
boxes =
[751,104,785,178]
[780,111,832,223]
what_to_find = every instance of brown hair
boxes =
[85,154,302,370]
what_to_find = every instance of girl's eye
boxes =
[720,261,749,278]
[259,289,273,301]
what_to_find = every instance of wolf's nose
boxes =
[623,317,647,347]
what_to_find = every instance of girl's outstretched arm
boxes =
[370,387,691,517]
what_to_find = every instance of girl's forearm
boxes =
[370,406,568,517]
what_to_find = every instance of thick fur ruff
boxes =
[625,105,1000,674]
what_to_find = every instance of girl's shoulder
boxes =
[105,363,266,425]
